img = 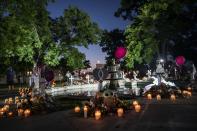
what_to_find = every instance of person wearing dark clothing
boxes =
[6,67,15,90]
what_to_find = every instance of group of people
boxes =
[6,66,40,91]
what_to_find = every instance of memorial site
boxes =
[0,0,197,131]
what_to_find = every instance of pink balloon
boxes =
[115,46,127,59]
[175,56,185,66]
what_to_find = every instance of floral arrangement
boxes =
[74,91,132,118]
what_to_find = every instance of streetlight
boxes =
[160,59,164,63]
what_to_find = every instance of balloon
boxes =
[45,70,54,82]
[175,56,185,66]
[115,46,127,59]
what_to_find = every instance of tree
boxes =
[0,0,59,68]
[51,6,100,73]
[0,1,101,74]
[118,0,197,68]
[115,0,151,20]
[99,29,126,64]
[83,60,91,69]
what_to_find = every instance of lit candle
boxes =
[95,110,101,120]
[170,94,176,101]
[4,105,9,112]
[117,108,124,117]
[187,92,192,97]
[8,112,13,117]
[0,108,4,116]
[133,100,138,107]
[0,111,4,117]
[83,106,88,118]
[147,93,152,100]
[74,106,80,113]
[24,109,31,117]
[18,109,24,117]
[156,94,161,101]
[134,104,141,112]
[187,87,192,91]
[0,111,4,114]
[183,90,187,94]
[1,107,6,113]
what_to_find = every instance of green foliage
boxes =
[123,0,197,68]
[0,0,54,65]
[83,60,91,69]
[51,6,101,48]
[115,0,151,20]
[66,47,86,70]
[99,29,126,63]
[0,2,101,71]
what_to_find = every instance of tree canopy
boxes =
[0,0,100,73]
[116,0,197,68]
[99,29,126,64]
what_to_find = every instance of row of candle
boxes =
[19,88,32,98]
[1,95,32,118]
[74,101,142,120]
[5,97,29,104]
[182,90,192,97]
[0,107,31,118]
[147,94,176,101]
[147,92,192,101]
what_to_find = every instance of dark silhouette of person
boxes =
[6,67,15,90]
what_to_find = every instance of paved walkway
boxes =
[1,94,197,131]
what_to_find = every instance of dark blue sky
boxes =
[47,0,130,67]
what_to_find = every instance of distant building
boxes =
[96,64,105,69]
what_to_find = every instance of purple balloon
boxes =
[115,46,127,59]
[175,56,185,66]
[45,70,54,82]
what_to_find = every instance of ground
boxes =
[1,93,197,131]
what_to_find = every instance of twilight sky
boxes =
[47,0,130,68]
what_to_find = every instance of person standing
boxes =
[6,67,15,90]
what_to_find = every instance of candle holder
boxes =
[170,94,176,101]
[24,109,31,117]
[95,110,101,120]
[156,94,161,101]
[8,112,13,117]
[133,100,138,107]
[74,106,80,113]
[83,106,88,118]
[0,111,4,117]
[18,109,24,117]
[117,108,124,117]
[134,104,141,112]
[147,94,152,100]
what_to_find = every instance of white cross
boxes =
[69,75,74,85]
[86,75,90,84]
